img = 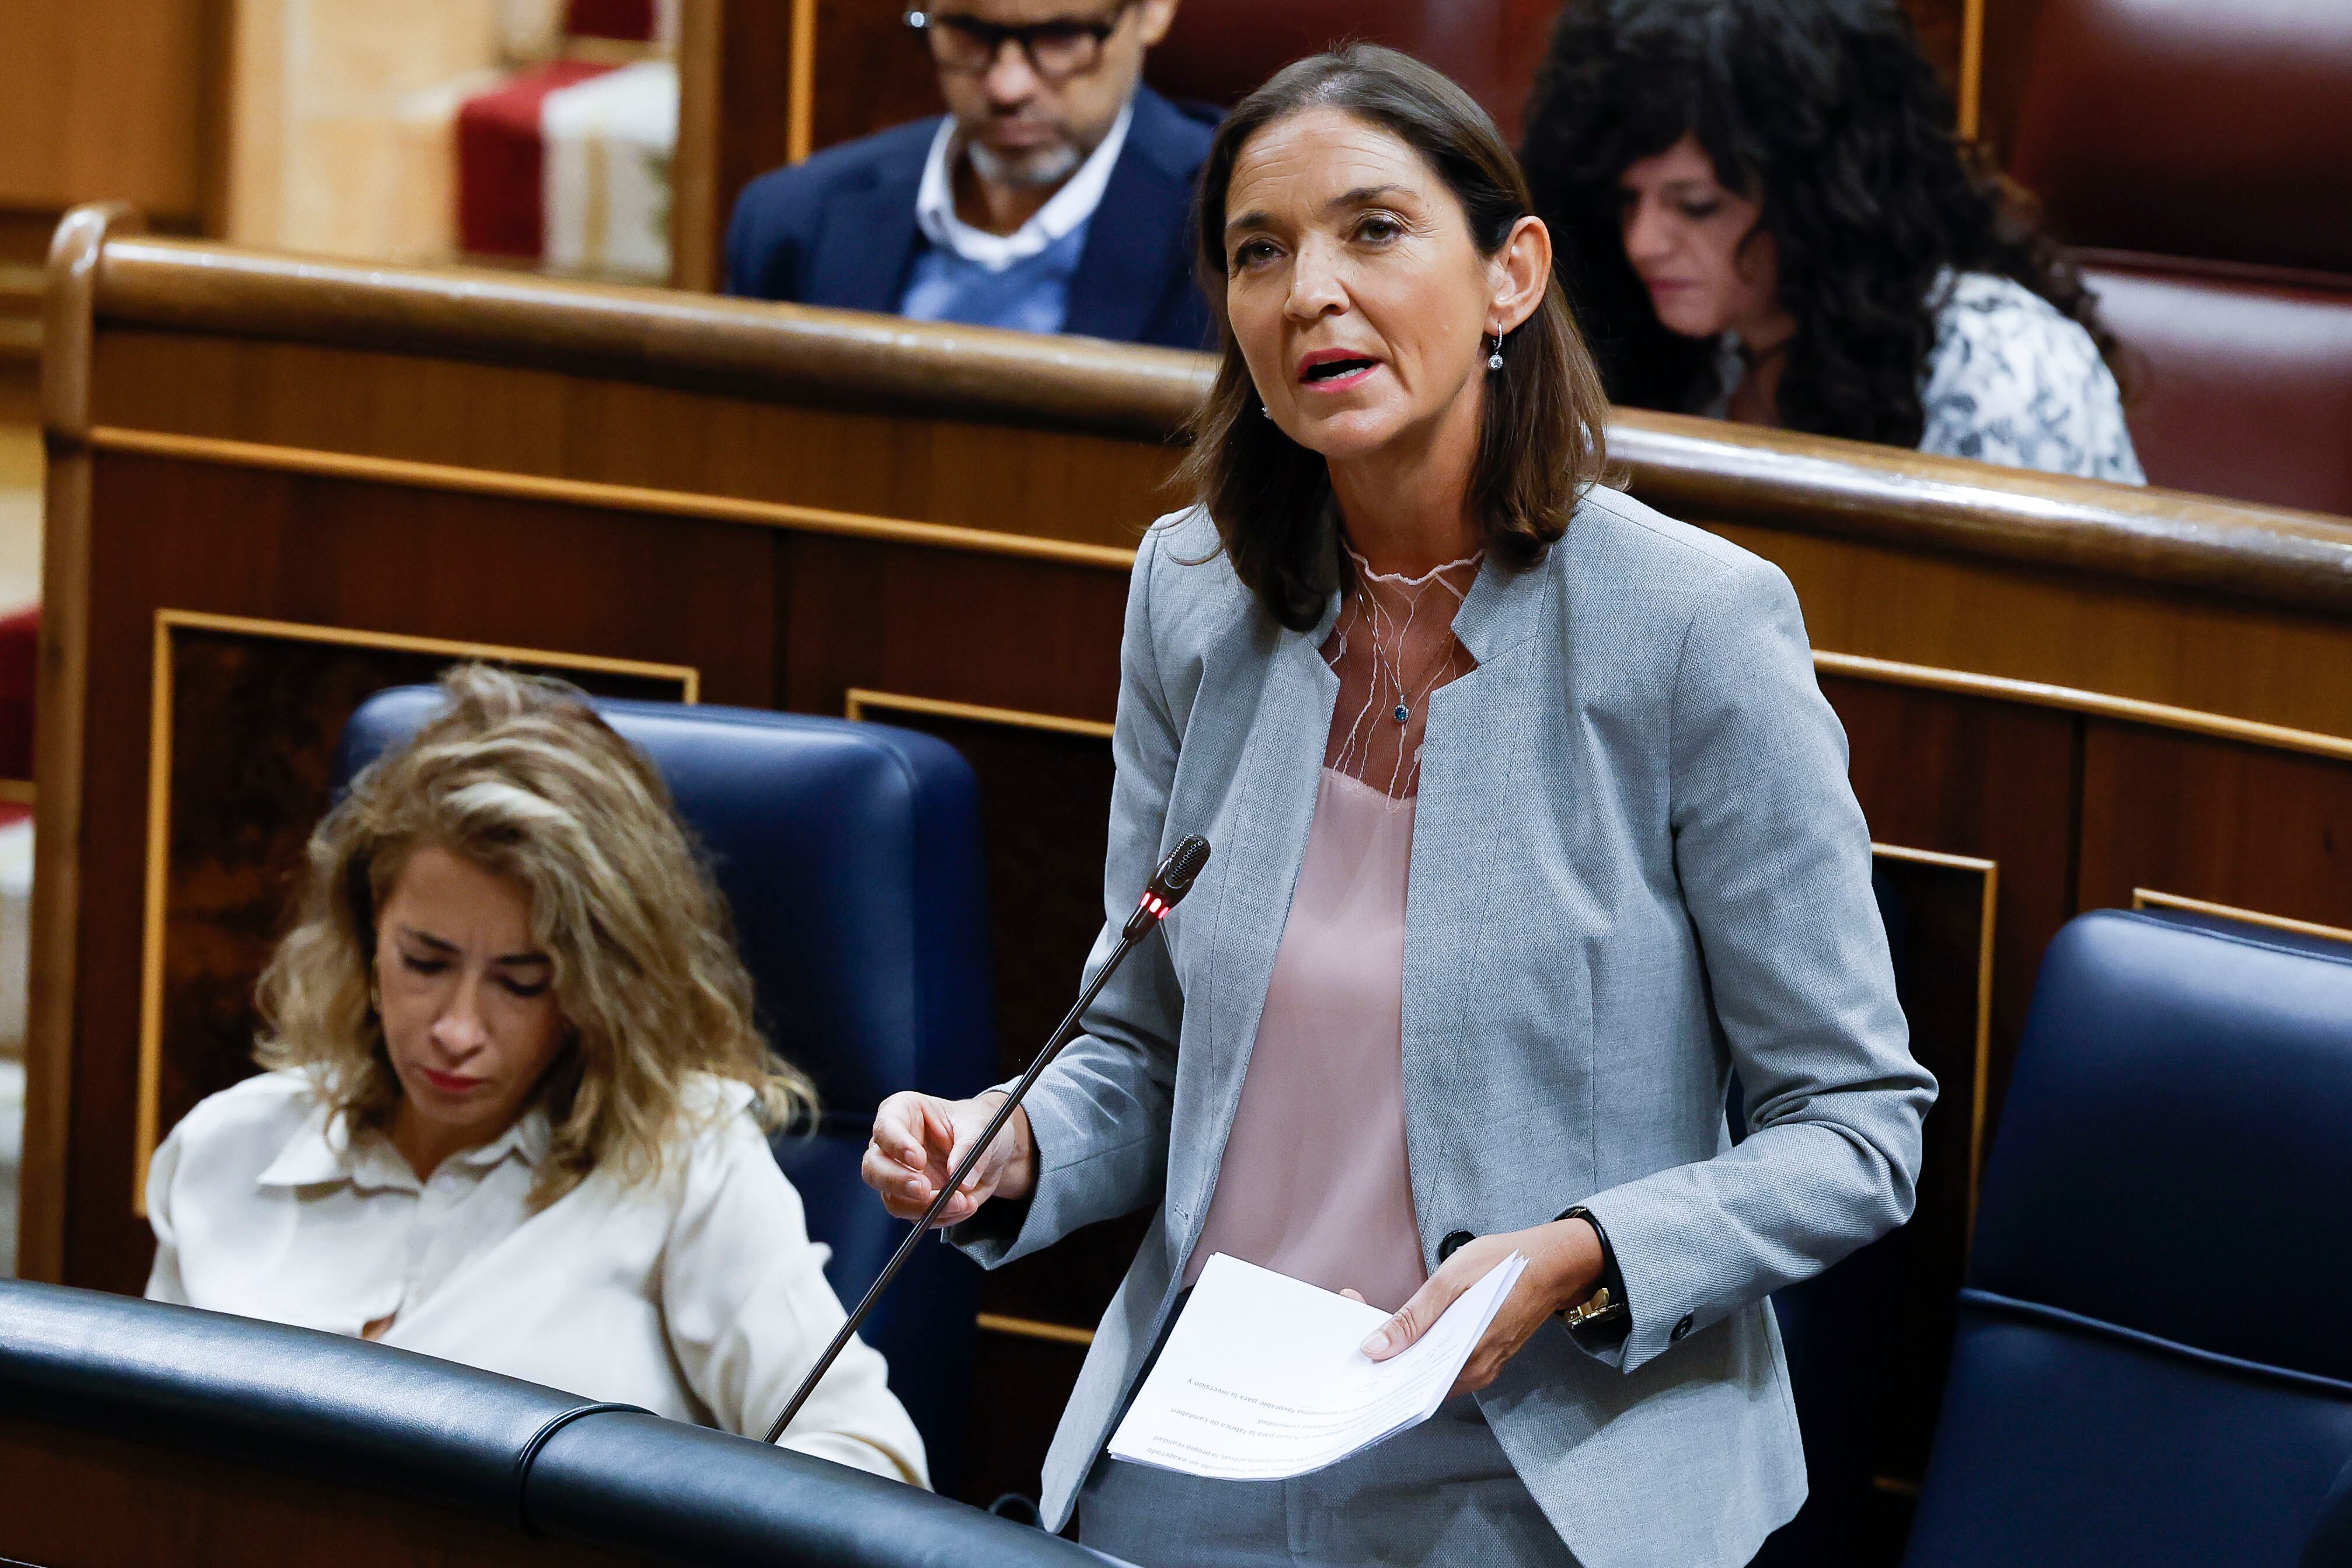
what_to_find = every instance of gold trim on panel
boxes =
[787,0,818,164]
[2130,889,2352,947]
[1957,0,1986,140]
[1815,650,2352,762]
[132,617,176,1221]
[1871,843,1998,1236]
[154,609,703,701]
[978,1312,1097,1347]
[86,427,1141,572]
[131,610,701,1213]
[0,779,33,807]
[846,688,1116,740]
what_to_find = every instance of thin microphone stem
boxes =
[764,924,1149,1446]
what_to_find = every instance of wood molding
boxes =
[846,689,1118,739]
[2130,888,2352,947]
[977,1312,1096,1347]
[1957,0,1987,139]
[21,203,148,1281]
[87,232,1213,442]
[151,608,705,699]
[786,0,817,165]
[42,204,144,442]
[86,426,1142,571]
[1814,650,2352,759]
[1611,414,2352,617]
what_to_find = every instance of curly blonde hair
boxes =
[256,663,816,1207]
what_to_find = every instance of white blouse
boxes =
[145,1069,926,1486]
[1709,270,2145,484]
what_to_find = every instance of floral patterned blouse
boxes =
[1710,271,2145,485]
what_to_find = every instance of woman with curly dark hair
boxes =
[1521,0,2144,482]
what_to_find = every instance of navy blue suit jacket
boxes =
[723,86,1215,352]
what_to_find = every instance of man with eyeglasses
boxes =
[726,0,1210,350]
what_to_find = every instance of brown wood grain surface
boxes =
[83,237,2352,622]
[0,1,218,224]
[2076,725,2352,929]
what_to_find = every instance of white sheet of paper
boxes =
[1104,1250,1529,1480]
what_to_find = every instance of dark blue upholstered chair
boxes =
[1903,910,2352,1567]
[338,688,996,1489]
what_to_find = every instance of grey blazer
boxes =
[956,489,1935,1568]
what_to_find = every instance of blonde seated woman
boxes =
[144,664,926,1486]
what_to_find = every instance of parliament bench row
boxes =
[8,679,2352,1565]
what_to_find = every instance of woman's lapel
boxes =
[1200,599,1341,1093]
[1402,556,1553,1071]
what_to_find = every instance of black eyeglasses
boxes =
[904,5,1136,82]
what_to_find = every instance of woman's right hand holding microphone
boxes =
[861,1091,1036,1226]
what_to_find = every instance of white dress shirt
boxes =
[912,100,1134,271]
[145,1069,926,1486]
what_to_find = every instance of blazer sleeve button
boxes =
[1671,1314,1695,1342]
[1439,1231,1475,1263]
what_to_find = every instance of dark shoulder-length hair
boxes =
[1520,0,2120,448]
[1177,44,1609,634]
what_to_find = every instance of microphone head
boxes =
[1126,836,1212,939]
[1151,835,1211,906]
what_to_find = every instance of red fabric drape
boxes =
[456,61,615,259]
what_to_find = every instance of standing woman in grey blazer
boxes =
[863,44,1935,1568]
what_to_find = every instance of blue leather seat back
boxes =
[1906,911,2352,1566]
[337,688,995,1486]
[1966,911,2352,1379]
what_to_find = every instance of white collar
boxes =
[256,1092,550,1193]
[914,99,1134,273]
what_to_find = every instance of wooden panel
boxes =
[0,1417,645,1568]
[1719,520,2352,751]
[710,1,816,270]
[86,335,1184,553]
[2077,725,2352,930]
[786,538,1126,726]
[0,0,218,222]
[1826,677,2076,1154]
[808,2,938,161]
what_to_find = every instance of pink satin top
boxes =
[1182,766,1428,1312]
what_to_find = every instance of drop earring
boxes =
[1260,401,1273,419]
[1487,333,1506,371]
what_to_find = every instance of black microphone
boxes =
[764,835,1211,1445]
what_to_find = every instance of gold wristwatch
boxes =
[1557,1206,1629,1332]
